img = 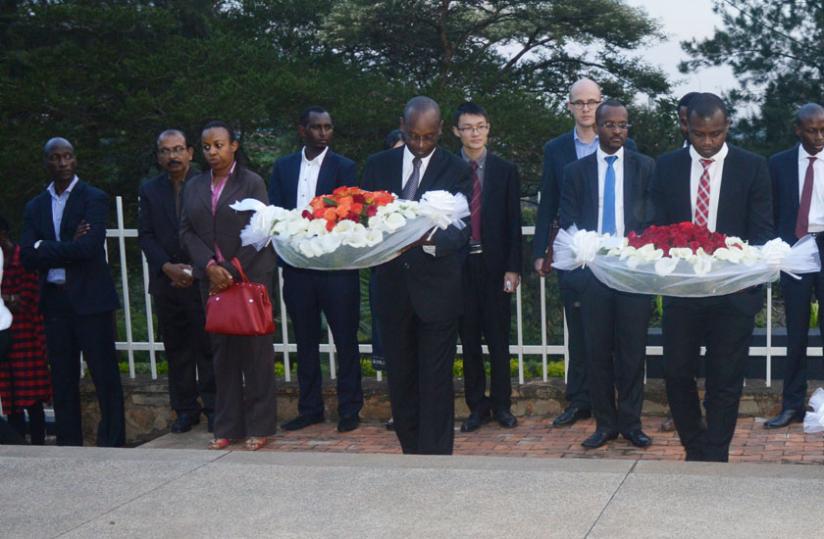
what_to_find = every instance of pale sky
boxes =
[627,0,738,98]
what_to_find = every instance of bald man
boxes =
[361,96,472,454]
[766,103,824,428]
[532,78,638,428]
[20,138,125,447]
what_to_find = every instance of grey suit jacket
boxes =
[179,166,276,284]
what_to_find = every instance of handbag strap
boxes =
[230,257,250,283]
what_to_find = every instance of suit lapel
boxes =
[389,147,404,196]
[60,181,84,240]
[585,155,599,228]
[716,148,737,229]
[788,145,801,216]
[316,152,337,196]
[623,152,636,230]
[217,167,244,210]
[158,173,178,225]
[674,149,692,221]
[562,131,577,163]
[481,153,496,221]
[416,148,446,198]
[42,192,56,240]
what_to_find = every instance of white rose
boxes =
[364,228,383,246]
[654,257,679,276]
[384,212,407,232]
[332,219,356,235]
[692,255,713,275]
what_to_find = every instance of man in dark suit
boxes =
[269,107,363,433]
[450,102,521,433]
[20,137,125,447]
[559,100,655,449]
[653,93,773,462]
[765,103,824,429]
[677,92,700,147]
[138,129,215,434]
[361,96,472,454]
[533,78,638,428]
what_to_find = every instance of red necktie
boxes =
[470,161,482,242]
[796,156,818,239]
[694,158,714,227]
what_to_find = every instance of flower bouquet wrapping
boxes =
[230,187,469,270]
[552,222,821,297]
[803,387,824,434]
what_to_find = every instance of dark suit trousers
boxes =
[662,296,754,462]
[202,279,278,439]
[282,266,363,418]
[780,263,824,413]
[153,281,215,415]
[41,284,125,447]
[580,276,650,434]
[557,270,590,410]
[459,254,512,413]
[381,300,458,455]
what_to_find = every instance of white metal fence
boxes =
[107,197,818,388]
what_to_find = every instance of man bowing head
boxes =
[361,96,472,454]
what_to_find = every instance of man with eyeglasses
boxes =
[533,78,638,429]
[138,129,216,434]
[451,102,522,433]
[559,100,655,449]
[361,96,471,454]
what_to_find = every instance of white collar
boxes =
[301,146,329,166]
[689,142,728,163]
[596,146,624,162]
[799,145,824,161]
[403,145,436,165]
[47,175,79,198]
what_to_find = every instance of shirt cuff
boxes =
[34,240,42,249]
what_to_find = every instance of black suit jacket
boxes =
[268,149,357,210]
[179,166,277,284]
[138,169,197,294]
[769,144,803,246]
[361,146,472,322]
[653,144,774,314]
[559,149,655,234]
[475,152,522,276]
[20,179,120,315]
[532,130,637,259]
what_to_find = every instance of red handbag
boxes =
[204,258,275,336]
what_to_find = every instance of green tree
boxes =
[679,0,824,156]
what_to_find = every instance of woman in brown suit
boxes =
[180,121,277,450]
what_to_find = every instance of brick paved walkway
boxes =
[221,416,824,465]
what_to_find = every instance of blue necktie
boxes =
[602,156,617,235]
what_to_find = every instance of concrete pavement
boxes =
[2,445,824,538]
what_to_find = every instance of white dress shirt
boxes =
[401,146,435,193]
[596,146,625,237]
[296,146,329,211]
[689,143,728,231]
[0,248,11,331]
[43,175,80,284]
[798,145,824,233]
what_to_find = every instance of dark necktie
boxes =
[796,156,818,239]
[401,157,422,200]
[470,160,482,241]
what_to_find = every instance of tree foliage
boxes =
[0,0,673,231]
[679,0,824,156]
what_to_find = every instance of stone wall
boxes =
[79,375,803,446]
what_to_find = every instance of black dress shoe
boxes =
[623,429,652,448]
[552,406,591,427]
[337,415,360,433]
[494,410,518,428]
[764,409,804,429]
[281,414,324,431]
[581,430,618,449]
[385,418,394,431]
[170,413,200,434]
[460,410,492,433]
